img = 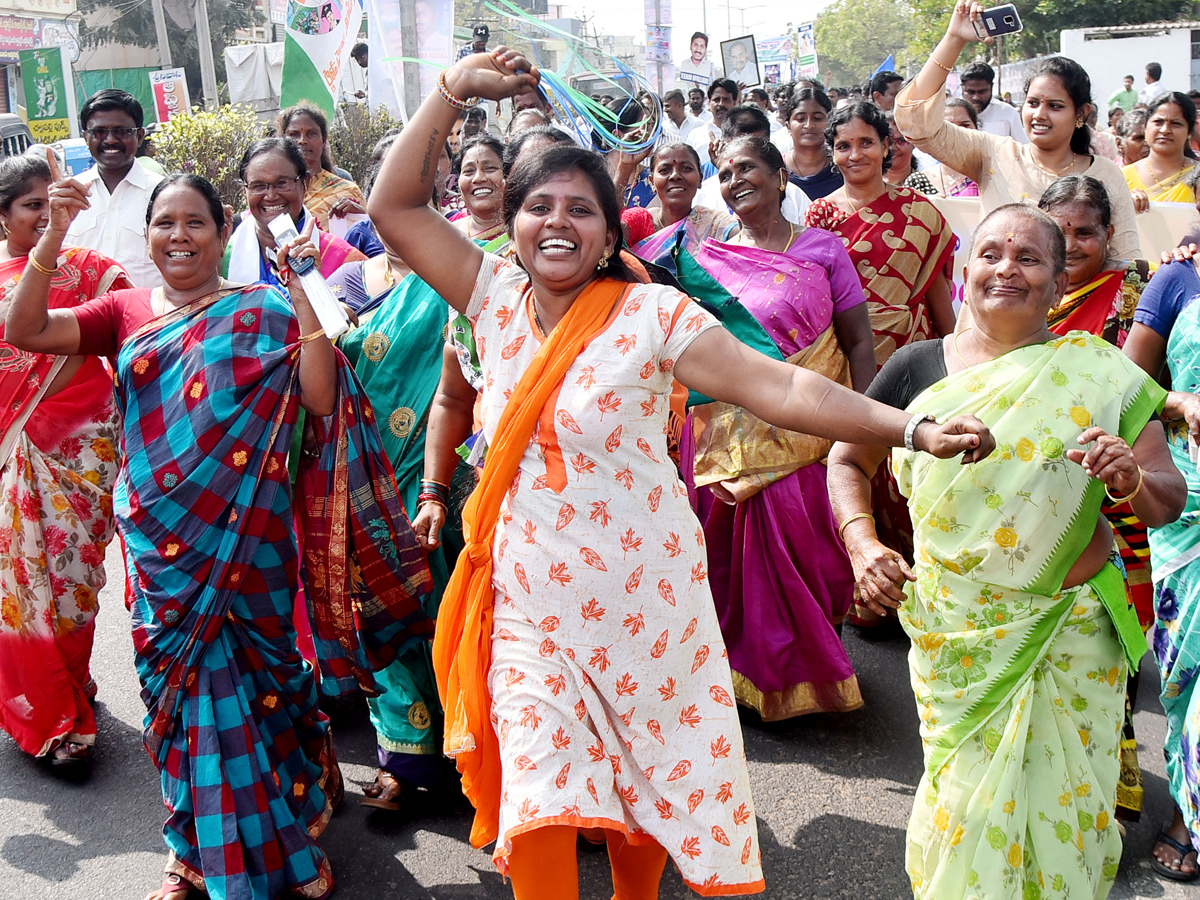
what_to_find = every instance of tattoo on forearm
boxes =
[419,127,441,182]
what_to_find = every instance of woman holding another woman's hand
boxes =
[367,46,993,900]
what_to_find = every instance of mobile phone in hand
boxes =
[980,4,1022,37]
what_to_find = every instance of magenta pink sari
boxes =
[684,230,865,721]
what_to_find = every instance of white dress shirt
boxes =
[662,114,704,146]
[66,162,163,288]
[1140,79,1168,105]
[693,173,811,225]
[976,99,1028,144]
[687,121,723,163]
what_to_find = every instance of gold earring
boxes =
[1075,118,1085,128]
[597,253,609,270]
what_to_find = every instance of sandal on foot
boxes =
[50,741,90,769]
[83,677,98,702]
[360,770,402,812]
[1151,829,1200,882]
[144,873,195,900]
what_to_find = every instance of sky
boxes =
[554,0,837,68]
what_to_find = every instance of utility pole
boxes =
[398,0,422,117]
[654,0,663,94]
[194,0,219,107]
[150,0,173,67]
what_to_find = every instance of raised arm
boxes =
[6,151,87,355]
[368,49,538,313]
[673,323,993,460]
[274,219,338,417]
[894,0,995,183]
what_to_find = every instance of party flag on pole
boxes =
[280,0,364,118]
[873,54,895,75]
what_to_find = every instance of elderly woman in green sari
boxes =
[827,204,1185,900]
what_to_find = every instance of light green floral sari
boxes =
[891,333,1163,900]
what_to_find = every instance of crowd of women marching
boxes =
[6,1,1200,897]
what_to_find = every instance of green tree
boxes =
[78,0,261,100]
[907,0,1194,64]
[154,104,269,212]
[815,0,915,88]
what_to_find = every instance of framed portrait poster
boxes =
[720,35,760,88]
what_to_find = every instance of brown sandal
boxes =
[360,769,403,811]
[50,740,90,768]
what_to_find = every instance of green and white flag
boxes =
[280,0,364,117]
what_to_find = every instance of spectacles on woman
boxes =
[244,175,304,196]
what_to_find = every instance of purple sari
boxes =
[685,228,866,720]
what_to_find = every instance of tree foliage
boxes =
[815,0,915,88]
[78,0,261,99]
[154,103,269,212]
[906,0,1195,64]
[328,103,402,188]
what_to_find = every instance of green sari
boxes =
[341,273,450,783]
[891,333,1163,900]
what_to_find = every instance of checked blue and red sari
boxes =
[112,283,431,900]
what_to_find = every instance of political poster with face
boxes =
[721,36,759,89]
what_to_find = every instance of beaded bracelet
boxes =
[27,255,57,276]
[437,71,478,110]
[930,56,954,73]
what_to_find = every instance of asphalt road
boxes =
[0,563,1195,899]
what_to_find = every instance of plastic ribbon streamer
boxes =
[380,0,662,153]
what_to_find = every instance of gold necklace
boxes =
[1146,160,1191,192]
[736,220,795,251]
[1031,149,1078,178]
[952,328,971,368]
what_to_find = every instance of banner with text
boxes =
[756,35,792,85]
[280,0,364,118]
[795,22,818,80]
[150,67,192,122]
[19,46,71,142]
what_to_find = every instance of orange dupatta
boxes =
[433,275,631,848]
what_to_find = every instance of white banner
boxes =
[369,0,454,120]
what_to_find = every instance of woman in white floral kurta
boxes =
[369,46,995,900]
[470,253,762,890]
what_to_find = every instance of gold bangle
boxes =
[297,329,326,344]
[838,512,875,543]
[26,255,57,276]
[930,56,954,73]
[1105,466,1145,504]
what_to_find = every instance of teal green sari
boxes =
[341,273,450,783]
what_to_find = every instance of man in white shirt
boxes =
[677,31,721,92]
[1140,61,1167,104]
[66,90,163,288]
[660,89,703,145]
[960,61,1028,143]
[688,78,738,166]
[692,104,810,224]
[688,87,712,124]
[341,42,368,103]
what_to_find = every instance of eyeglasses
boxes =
[890,133,911,147]
[85,127,138,141]
[243,175,304,196]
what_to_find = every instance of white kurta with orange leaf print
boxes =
[467,253,764,895]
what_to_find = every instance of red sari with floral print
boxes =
[0,247,130,756]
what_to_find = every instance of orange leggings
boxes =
[508,825,669,900]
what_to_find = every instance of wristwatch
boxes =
[905,413,936,452]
